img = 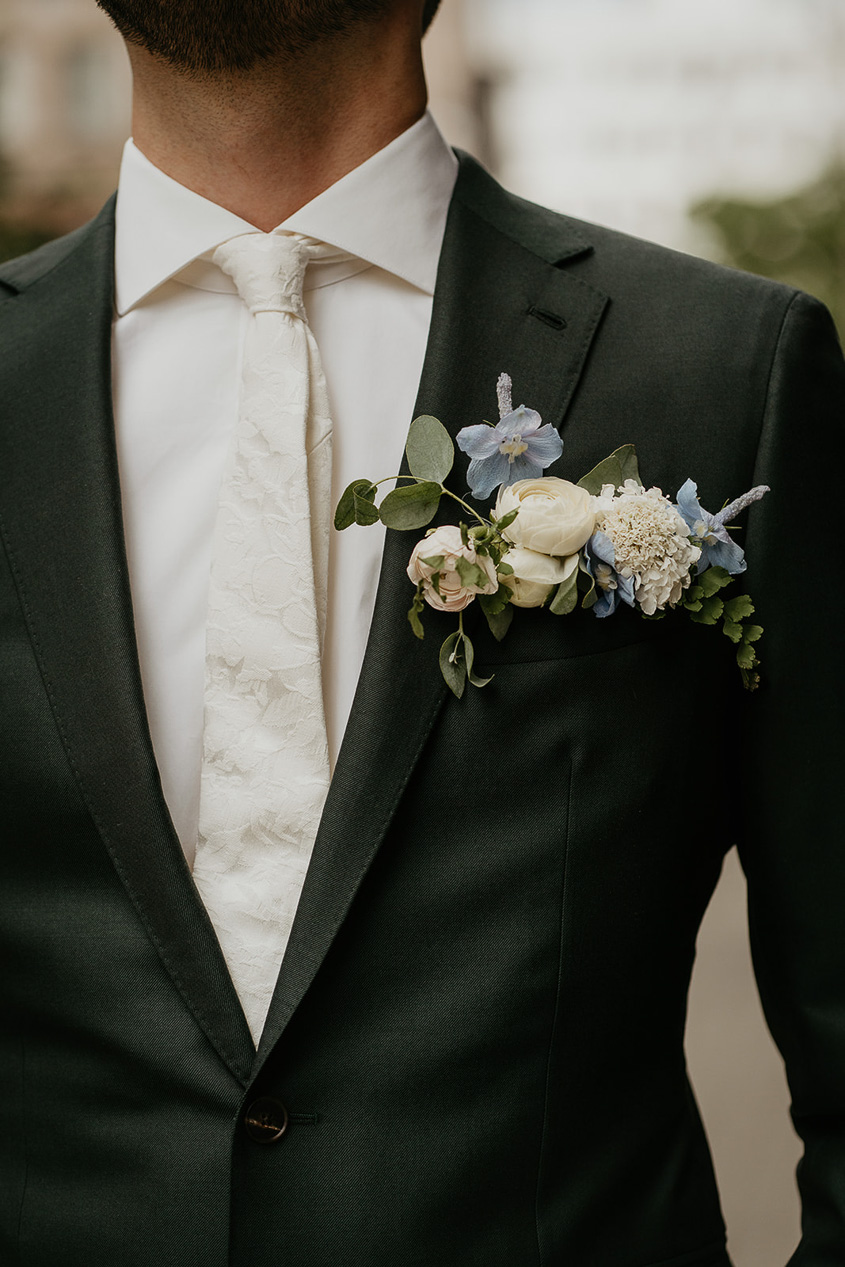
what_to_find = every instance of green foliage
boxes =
[491,508,519,534]
[405,414,454,485]
[689,595,724,625]
[439,626,492,699]
[334,479,378,529]
[407,584,426,640]
[549,565,579,615]
[692,164,845,336]
[479,591,514,641]
[578,445,641,497]
[577,556,597,609]
[455,555,491,590]
[379,481,442,531]
[723,594,755,623]
[681,569,763,690]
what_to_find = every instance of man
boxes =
[0,2,842,1264]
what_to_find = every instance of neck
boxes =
[128,20,428,230]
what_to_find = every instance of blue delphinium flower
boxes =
[675,479,769,575]
[583,531,636,618]
[456,373,563,500]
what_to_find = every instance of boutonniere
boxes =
[334,374,769,697]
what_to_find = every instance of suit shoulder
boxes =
[0,196,116,298]
[454,152,800,319]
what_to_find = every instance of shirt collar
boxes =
[114,111,458,316]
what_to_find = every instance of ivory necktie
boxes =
[193,231,344,1043]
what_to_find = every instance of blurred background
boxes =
[0,0,837,1261]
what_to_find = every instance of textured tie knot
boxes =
[213,232,312,318]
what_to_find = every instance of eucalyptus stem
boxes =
[441,487,488,527]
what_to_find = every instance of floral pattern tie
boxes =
[193,231,346,1043]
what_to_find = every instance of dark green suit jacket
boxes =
[1,155,843,1267]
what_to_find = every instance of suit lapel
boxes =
[0,205,255,1083]
[255,157,608,1067]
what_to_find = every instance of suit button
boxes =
[244,1097,289,1143]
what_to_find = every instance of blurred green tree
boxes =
[692,165,845,336]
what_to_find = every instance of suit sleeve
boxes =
[737,290,845,1265]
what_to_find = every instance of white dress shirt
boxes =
[112,113,458,864]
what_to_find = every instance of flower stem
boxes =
[441,488,488,526]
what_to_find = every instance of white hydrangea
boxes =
[594,484,701,616]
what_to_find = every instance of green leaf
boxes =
[353,488,380,526]
[481,600,514,642]
[577,444,642,496]
[439,631,466,698]
[492,508,519,533]
[689,595,724,626]
[685,584,704,603]
[578,556,597,609]
[405,415,454,484]
[419,554,445,571]
[479,585,512,619]
[379,481,442,531]
[722,619,743,644]
[723,594,755,623]
[744,623,764,644]
[463,632,494,688]
[407,585,426,640]
[736,640,758,671]
[549,564,579,615]
[335,479,377,530]
[698,566,732,598]
[455,555,490,589]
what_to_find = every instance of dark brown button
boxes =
[244,1097,289,1143]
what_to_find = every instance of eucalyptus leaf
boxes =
[549,565,579,616]
[379,481,442,531]
[406,414,455,484]
[482,601,514,642]
[353,489,380,526]
[335,479,376,530]
[407,586,426,640]
[439,631,466,698]
[578,557,597,609]
[577,444,642,496]
[462,632,493,688]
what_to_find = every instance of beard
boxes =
[96,0,442,72]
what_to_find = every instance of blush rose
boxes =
[407,524,499,613]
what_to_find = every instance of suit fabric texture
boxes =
[1,154,843,1267]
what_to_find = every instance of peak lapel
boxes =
[255,158,609,1068]
[0,206,254,1083]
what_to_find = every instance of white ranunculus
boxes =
[406,524,498,613]
[496,477,596,557]
[501,546,579,609]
